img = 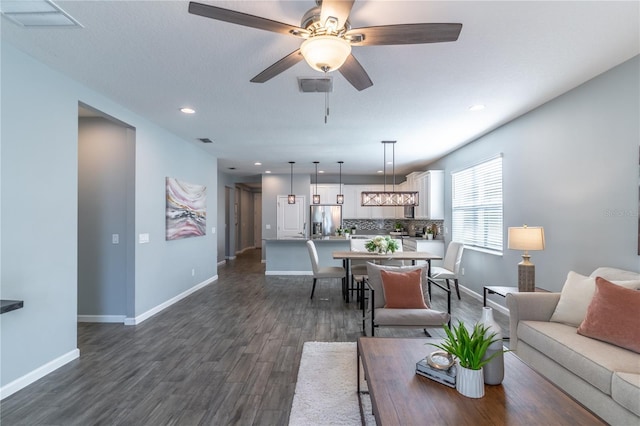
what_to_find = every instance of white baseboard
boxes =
[124,275,218,326]
[265,271,313,276]
[217,260,226,266]
[77,314,126,323]
[1,348,80,400]
[459,285,509,316]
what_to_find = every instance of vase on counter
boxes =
[478,307,504,385]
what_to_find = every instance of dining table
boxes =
[332,250,443,303]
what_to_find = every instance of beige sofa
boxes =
[507,267,640,425]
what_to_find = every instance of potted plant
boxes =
[426,227,434,240]
[429,321,502,398]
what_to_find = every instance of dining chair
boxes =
[429,241,464,300]
[363,262,451,336]
[307,240,346,299]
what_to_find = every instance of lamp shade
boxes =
[508,226,545,251]
[300,35,351,72]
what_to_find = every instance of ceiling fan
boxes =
[188,1,462,91]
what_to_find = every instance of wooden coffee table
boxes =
[357,337,605,425]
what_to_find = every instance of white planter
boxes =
[456,365,485,398]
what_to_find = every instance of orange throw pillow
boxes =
[380,269,428,309]
[577,277,640,353]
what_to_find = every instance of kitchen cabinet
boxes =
[414,170,444,220]
[403,238,444,268]
[342,185,396,219]
[342,185,358,218]
[310,184,342,205]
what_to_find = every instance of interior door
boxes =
[277,195,306,238]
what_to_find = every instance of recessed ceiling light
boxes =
[319,170,325,174]
[469,104,486,112]
[180,107,196,114]
[254,162,262,166]
[377,170,384,174]
[265,170,271,174]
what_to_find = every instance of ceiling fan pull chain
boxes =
[325,89,330,124]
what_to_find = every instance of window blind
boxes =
[451,156,503,253]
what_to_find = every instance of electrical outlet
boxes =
[461,268,465,275]
[191,269,195,276]
[112,234,119,244]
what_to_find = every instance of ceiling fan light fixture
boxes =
[300,35,351,72]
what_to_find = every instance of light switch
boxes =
[211,227,216,234]
[112,234,119,244]
[266,224,271,230]
[139,233,150,244]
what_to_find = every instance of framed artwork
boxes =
[166,177,207,240]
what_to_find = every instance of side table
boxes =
[483,286,548,306]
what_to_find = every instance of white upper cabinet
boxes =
[341,185,400,219]
[309,184,342,205]
[414,170,444,219]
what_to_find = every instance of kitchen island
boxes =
[264,237,350,275]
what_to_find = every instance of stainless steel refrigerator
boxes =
[310,205,342,239]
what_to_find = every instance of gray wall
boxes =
[1,42,218,391]
[262,173,311,241]
[78,117,135,318]
[430,55,640,295]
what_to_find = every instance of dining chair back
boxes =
[429,241,464,299]
[307,240,346,299]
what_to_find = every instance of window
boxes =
[451,156,503,253]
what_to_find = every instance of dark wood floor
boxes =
[1,249,509,425]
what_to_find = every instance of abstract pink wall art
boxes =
[166,177,207,240]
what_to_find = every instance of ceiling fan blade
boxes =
[339,54,373,91]
[320,0,355,30]
[346,23,462,46]
[188,1,308,37]
[250,49,304,83]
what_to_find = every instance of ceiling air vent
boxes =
[0,0,82,27]
[198,138,213,143]
[298,77,333,93]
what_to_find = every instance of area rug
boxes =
[289,341,374,426]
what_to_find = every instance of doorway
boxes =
[77,103,135,323]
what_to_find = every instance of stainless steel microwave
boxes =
[404,206,414,218]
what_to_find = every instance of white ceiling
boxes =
[2,1,638,178]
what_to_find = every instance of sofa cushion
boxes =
[374,308,450,326]
[577,277,640,353]
[612,372,640,417]
[380,269,428,309]
[517,320,640,395]
[549,271,640,327]
[590,267,640,281]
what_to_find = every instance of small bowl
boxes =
[426,350,455,370]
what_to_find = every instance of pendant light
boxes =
[312,161,320,204]
[361,141,419,206]
[337,161,344,204]
[288,161,296,204]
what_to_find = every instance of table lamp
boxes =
[508,225,545,292]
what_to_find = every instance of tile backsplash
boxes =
[343,219,444,236]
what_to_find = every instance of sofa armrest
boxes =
[506,292,561,351]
